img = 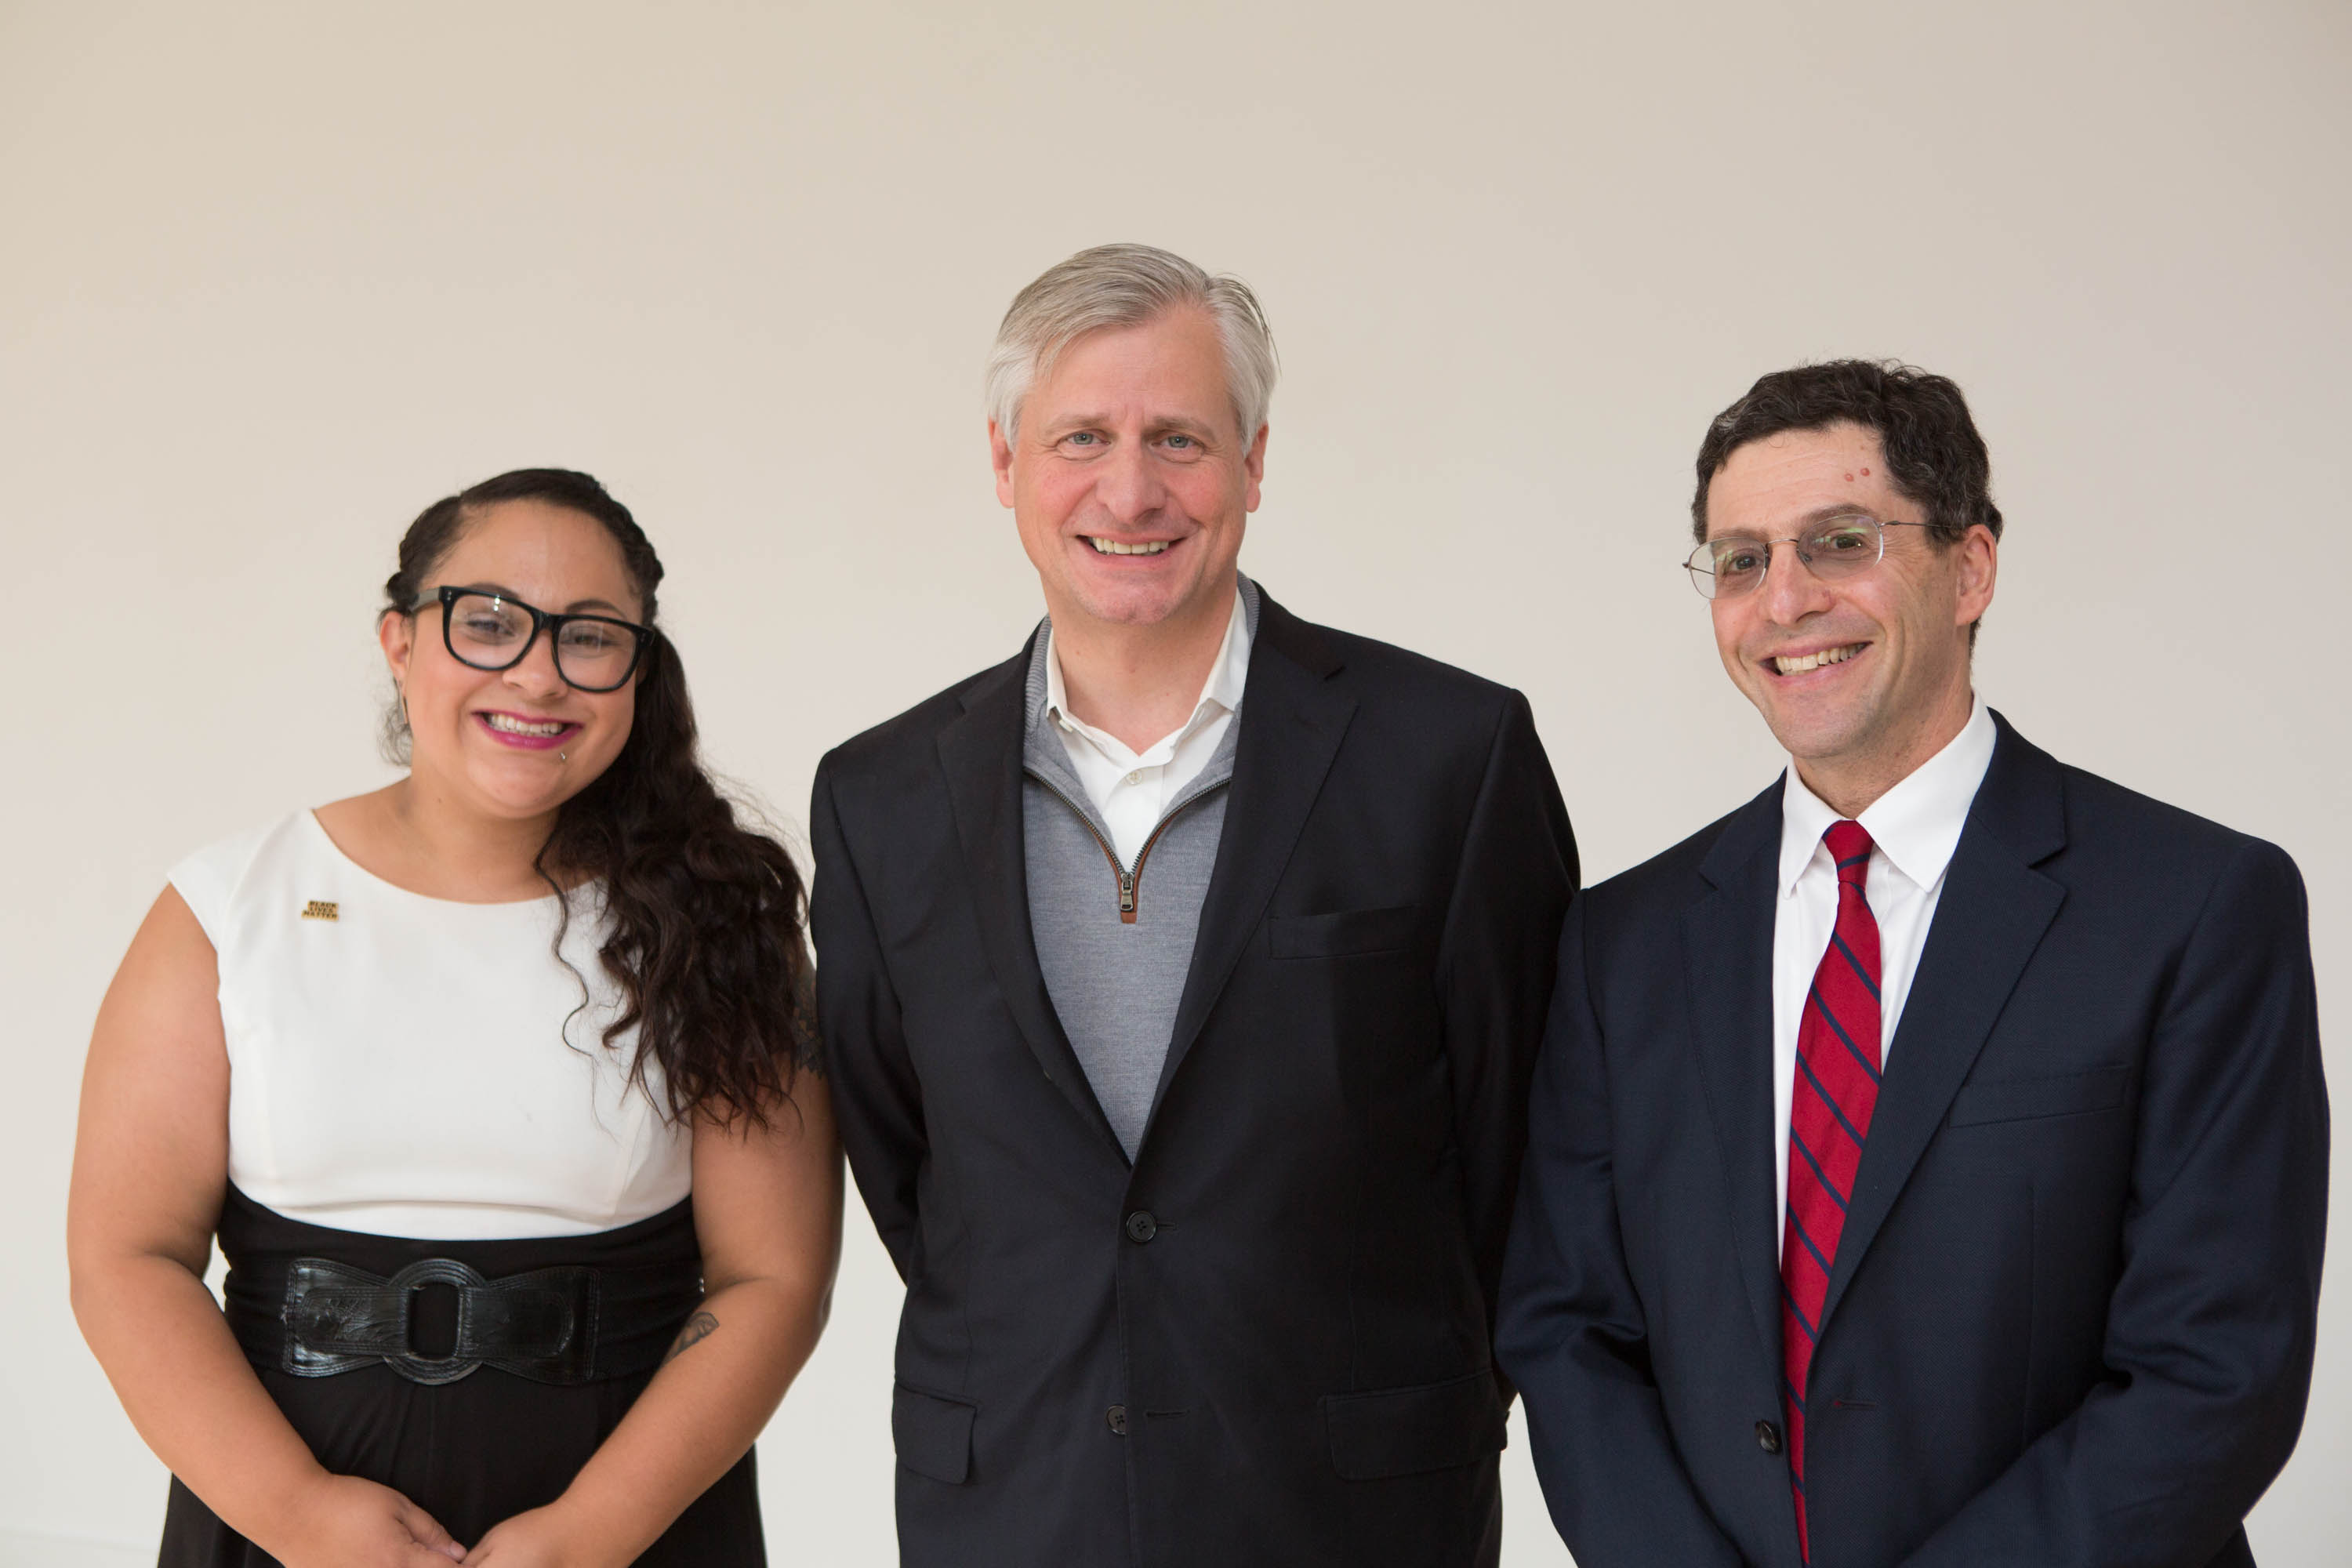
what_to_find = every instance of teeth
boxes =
[485,713,567,736]
[1087,537,1171,555]
[1773,644,1863,675]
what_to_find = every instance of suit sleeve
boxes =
[1495,898,1750,1566]
[1900,839,2329,1567]
[1434,689,1577,1342]
[809,755,927,1281]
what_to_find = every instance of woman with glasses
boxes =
[68,469,837,1566]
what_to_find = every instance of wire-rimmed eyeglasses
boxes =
[1684,514,1932,601]
[410,586,652,692]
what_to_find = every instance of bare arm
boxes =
[464,1073,844,1565]
[67,889,463,1565]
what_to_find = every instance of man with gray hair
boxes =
[812,243,1578,1565]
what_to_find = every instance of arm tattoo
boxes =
[664,1309,719,1364]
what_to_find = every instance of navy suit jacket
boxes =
[1497,714,2327,1567]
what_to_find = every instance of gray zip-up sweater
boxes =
[1018,582,1260,1157]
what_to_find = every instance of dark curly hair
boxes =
[383,468,815,1129]
[1691,359,2003,549]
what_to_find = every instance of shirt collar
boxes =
[1777,695,1997,898]
[1043,580,1253,763]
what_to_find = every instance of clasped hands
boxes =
[277,1472,621,1568]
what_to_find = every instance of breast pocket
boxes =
[1948,1064,2131,1128]
[1267,903,1421,960]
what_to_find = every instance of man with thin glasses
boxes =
[1500,359,2325,1567]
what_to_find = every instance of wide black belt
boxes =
[279,1255,605,1385]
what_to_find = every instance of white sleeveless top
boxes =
[170,812,693,1240]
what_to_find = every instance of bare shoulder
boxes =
[112,884,225,1013]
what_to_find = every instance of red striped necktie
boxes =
[1780,818,1882,1562]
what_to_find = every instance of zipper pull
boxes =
[1118,871,1137,924]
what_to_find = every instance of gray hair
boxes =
[985,243,1278,444]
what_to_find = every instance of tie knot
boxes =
[1824,820,1874,885]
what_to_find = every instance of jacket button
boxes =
[1123,1210,1159,1243]
[1107,1404,1129,1435]
[1755,1419,1783,1454]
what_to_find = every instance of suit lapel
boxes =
[1819,715,2068,1329]
[936,647,1127,1156]
[1680,783,1789,1374]
[1149,594,1356,1116]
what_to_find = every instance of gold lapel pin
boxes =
[301,900,339,921]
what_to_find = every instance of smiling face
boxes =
[379,498,644,822]
[992,306,1265,637]
[1703,422,1996,810]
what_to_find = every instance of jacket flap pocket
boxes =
[1323,1369,1504,1480]
[1949,1064,2131,1127]
[891,1382,976,1485]
[1269,903,1420,960]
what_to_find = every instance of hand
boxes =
[273,1473,466,1566]
[461,1502,615,1567]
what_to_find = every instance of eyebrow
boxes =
[452,583,633,617]
[1795,504,1888,526]
[1711,506,1892,539]
[1044,412,1223,440]
[1151,416,1221,440]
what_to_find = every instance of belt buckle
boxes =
[383,1257,489,1385]
[281,1257,596,1385]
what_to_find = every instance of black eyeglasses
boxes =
[411,586,652,692]
[1684,514,1932,601]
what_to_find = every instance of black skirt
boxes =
[159,1185,764,1566]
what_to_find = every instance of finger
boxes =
[396,1498,467,1560]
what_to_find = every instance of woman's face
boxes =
[380,499,645,823]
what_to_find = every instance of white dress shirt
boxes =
[1044,586,1253,866]
[1772,696,1997,1257]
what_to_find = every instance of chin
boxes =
[490,792,573,822]
[1072,579,1192,627]
[1755,700,1870,765]
[465,767,576,818]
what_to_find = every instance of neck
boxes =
[383,774,563,900]
[1794,681,1976,819]
[1049,577,1236,753]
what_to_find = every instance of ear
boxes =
[1954,524,1998,631]
[989,419,1017,509]
[1241,423,1269,514]
[379,608,416,691]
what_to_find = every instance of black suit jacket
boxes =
[1497,714,2327,1567]
[811,590,1577,1567]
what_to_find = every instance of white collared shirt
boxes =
[1044,587,1252,866]
[1771,696,1998,1257]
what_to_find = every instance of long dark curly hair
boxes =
[383,468,815,1129]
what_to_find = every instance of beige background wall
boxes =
[3,2,2343,1563]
